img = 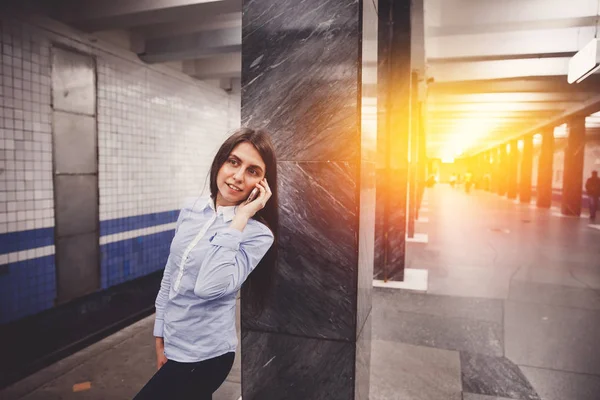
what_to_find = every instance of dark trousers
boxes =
[590,196,599,220]
[134,352,235,400]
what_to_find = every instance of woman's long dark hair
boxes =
[209,128,278,315]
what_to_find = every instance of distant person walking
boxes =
[585,170,600,222]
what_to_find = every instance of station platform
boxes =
[3,186,600,400]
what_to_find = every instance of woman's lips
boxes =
[227,183,242,193]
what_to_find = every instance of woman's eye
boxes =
[248,169,257,175]
[229,159,238,165]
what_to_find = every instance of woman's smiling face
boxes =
[215,142,266,207]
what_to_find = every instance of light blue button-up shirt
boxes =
[154,196,274,362]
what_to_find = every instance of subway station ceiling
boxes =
[425,0,600,159]
[13,0,600,159]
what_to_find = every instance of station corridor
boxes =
[3,0,600,398]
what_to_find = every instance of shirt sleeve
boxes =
[193,223,274,300]
[153,202,192,337]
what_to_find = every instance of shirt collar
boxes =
[205,197,238,222]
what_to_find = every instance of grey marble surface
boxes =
[357,161,376,338]
[360,0,377,163]
[241,330,355,400]
[374,177,388,279]
[461,352,540,400]
[373,288,504,324]
[369,340,462,400]
[427,263,517,299]
[374,169,408,281]
[504,300,600,375]
[241,0,375,397]
[242,162,359,340]
[241,0,360,162]
[355,311,372,400]
[520,365,600,400]
[372,300,504,356]
[213,382,242,400]
[463,394,514,400]
[512,263,591,289]
[508,280,600,310]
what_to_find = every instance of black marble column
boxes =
[240,1,375,399]
[374,0,411,281]
[407,72,419,239]
[520,135,533,203]
[561,116,586,216]
[416,102,427,217]
[536,128,554,209]
[507,140,519,199]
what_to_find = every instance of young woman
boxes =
[134,128,278,400]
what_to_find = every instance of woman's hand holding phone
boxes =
[238,178,272,219]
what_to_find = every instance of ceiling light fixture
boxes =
[568,0,600,84]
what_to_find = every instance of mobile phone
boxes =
[245,188,259,205]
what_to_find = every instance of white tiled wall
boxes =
[0,16,240,237]
[97,55,233,222]
[0,20,54,235]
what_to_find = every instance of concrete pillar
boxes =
[483,151,492,191]
[240,1,376,397]
[374,0,411,281]
[507,140,519,199]
[536,127,554,208]
[561,116,586,216]
[475,154,484,189]
[496,145,507,195]
[483,152,491,190]
[520,135,534,203]
[481,153,489,190]
[490,149,498,192]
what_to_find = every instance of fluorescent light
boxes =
[568,38,600,84]
[576,64,600,83]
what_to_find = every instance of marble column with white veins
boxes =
[374,0,412,281]
[239,0,376,399]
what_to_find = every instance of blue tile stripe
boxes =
[99,210,179,236]
[0,228,54,256]
[0,210,180,257]
[1,210,179,324]
[0,255,56,324]
[100,229,174,289]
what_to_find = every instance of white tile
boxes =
[406,233,429,243]
[552,212,582,219]
[373,268,429,292]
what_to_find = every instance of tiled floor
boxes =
[372,185,600,400]
[3,185,600,399]
[1,306,243,400]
